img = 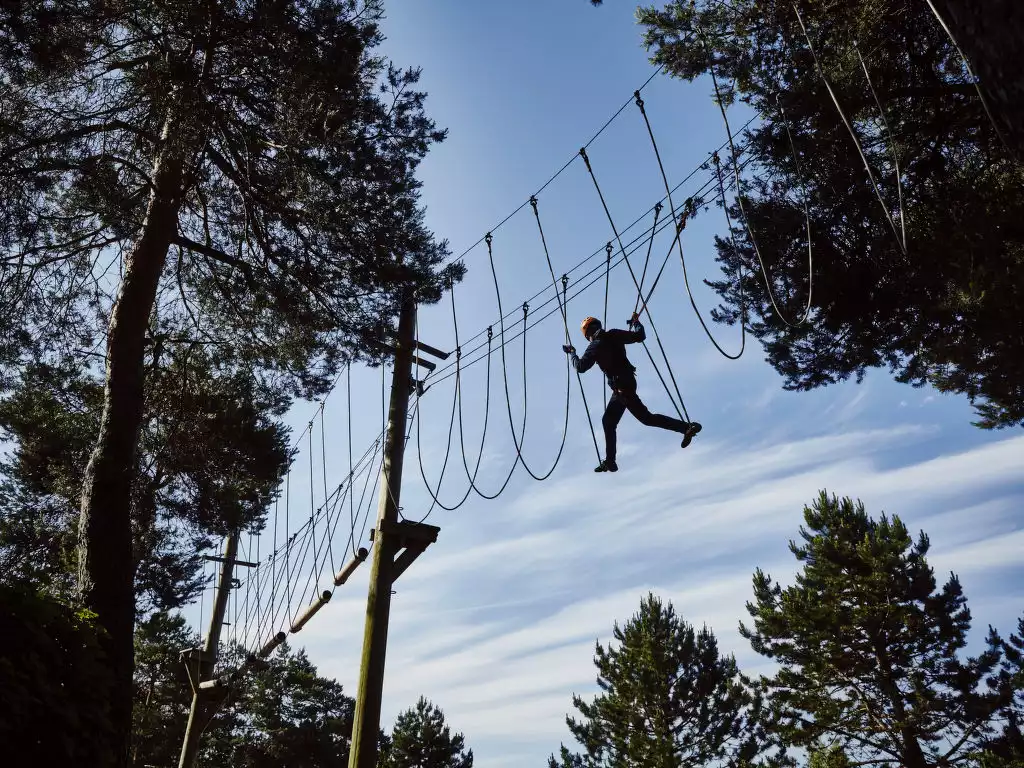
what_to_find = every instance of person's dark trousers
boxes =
[601,381,687,463]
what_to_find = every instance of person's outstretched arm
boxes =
[564,342,597,372]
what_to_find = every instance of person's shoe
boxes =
[680,421,702,448]
[595,459,618,472]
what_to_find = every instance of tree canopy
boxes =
[380,696,474,768]
[596,0,1024,428]
[550,592,780,768]
[740,491,1006,768]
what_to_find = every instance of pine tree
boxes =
[1,3,458,760]
[0,353,291,616]
[380,696,474,768]
[549,592,780,768]
[741,491,1004,768]
[979,616,1024,767]
[228,644,356,767]
[612,0,1024,427]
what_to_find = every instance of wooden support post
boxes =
[348,294,443,768]
[178,531,238,768]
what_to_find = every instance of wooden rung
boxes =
[258,631,287,659]
[334,547,369,586]
[290,590,332,633]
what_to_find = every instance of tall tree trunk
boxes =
[77,110,191,768]
[933,0,1024,158]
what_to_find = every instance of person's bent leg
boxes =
[622,391,685,433]
[622,391,701,446]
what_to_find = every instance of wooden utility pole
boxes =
[178,531,249,768]
[348,294,441,768]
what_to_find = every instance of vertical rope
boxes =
[634,202,663,315]
[530,196,603,463]
[853,40,906,252]
[580,146,691,421]
[789,8,907,256]
[634,87,749,357]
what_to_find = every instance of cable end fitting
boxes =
[487,325,493,341]
[605,242,613,261]
[529,195,538,210]
[484,231,492,246]
[633,90,644,109]
[579,147,591,169]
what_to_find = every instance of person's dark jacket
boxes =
[570,322,646,390]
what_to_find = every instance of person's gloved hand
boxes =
[562,344,576,355]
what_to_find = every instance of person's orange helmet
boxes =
[581,316,601,339]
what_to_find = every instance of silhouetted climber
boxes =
[563,314,701,472]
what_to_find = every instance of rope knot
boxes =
[654,201,663,214]
[605,242,613,261]
[487,325,493,341]
[456,345,462,359]
[529,195,538,211]
[522,301,529,316]
[484,231,492,246]
[579,147,591,170]
[633,90,644,110]
[711,151,720,165]
[561,273,568,293]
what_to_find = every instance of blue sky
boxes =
[195,2,1024,766]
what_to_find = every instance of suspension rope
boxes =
[579,146,691,422]
[450,284,497,499]
[413,303,470,514]
[790,7,907,257]
[307,423,319,595]
[320,407,333,574]
[442,114,760,362]
[853,39,907,252]
[632,90,748,358]
[602,242,612,412]
[447,65,666,268]
[531,196,603,462]
[697,30,817,328]
[426,152,760,391]
[346,362,357,559]
[634,202,663,315]
[485,232,574,482]
[921,0,1016,161]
